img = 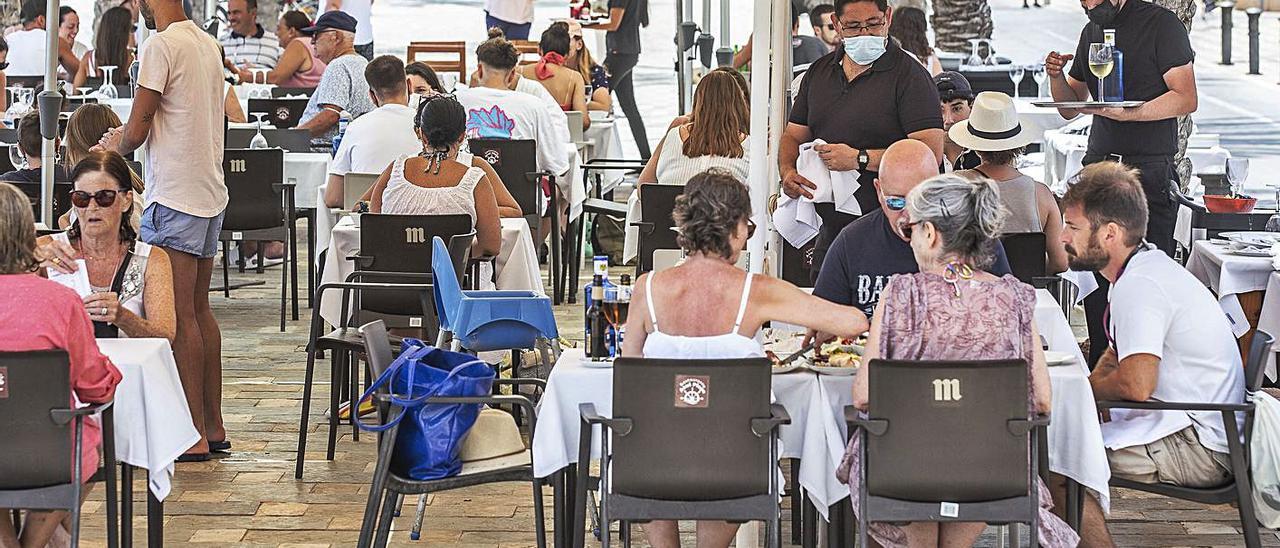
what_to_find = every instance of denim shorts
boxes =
[139,203,225,259]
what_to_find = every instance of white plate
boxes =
[1044,351,1076,367]
[810,365,858,376]
[581,359,614,368]
[1229,247,1275,258]
[771,364,804,374]
[1222,232,1280,247]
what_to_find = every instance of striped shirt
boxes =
[220,24,281,69]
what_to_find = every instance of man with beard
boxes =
[1058,162,1245,547]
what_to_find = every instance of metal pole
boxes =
[701,0,711,32]
[37,0,62,229]
[1220,1,1235,65]
[715,0,732,66]
[746,0,771,275]
[1247,7,1261,75]
[676,0,687,114]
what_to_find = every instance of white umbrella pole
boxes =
[38,0,63,230]
[744,0,776,275]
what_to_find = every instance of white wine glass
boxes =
[249,113,270,149]
[1087,43,1113,101]
[1009,65,1026,99]
[965,39,982,67]
[1032,65,1048,98]
[1227,158,1250,197]
[98,66,119,99]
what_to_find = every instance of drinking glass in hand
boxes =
[1087,43,1113,99]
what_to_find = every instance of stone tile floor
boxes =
[66,232,1280,547]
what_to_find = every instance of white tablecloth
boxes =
[286,153,330,209]
[96,338,200,501]
[1256,272,1280,380]
[1043,129,1231,194]
[532,290,1112,515]
[317,216,544,325]
[105,97,249,124]
[1186,240,1276,338]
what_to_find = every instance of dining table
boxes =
[1186,239,1279,373]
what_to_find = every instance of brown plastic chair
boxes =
[511,40,541,66]
[407,41,467,80]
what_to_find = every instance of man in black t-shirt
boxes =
[811,140,1012,322]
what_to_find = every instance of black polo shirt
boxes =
[1067,0,1194,157]
[607,0,644,55]
[790,40,942,225]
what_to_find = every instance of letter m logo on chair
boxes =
[932,378,962,402]
[405,227,427,244]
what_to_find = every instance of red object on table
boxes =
[1203,194,1258,214]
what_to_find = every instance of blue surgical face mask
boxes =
[843,35,887,65]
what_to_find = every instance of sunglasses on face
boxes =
[883,195,907,211]
[69,189,124,208]
[899,219,922,239]
[823,23,836,31]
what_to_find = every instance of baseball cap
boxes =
[934,71,975,103]
[302,11,357,35]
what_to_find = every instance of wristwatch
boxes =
[857,149,870,171]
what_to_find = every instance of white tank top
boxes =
[641,270,764,359]
[378,154,483,225]
[654,126,751,186]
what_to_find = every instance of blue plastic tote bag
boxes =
[358,339,495,480]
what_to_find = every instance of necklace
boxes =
[941,261,974,297]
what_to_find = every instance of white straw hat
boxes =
[947,91,1036,152]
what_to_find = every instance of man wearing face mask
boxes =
[780,0,944,282]
[1044,0,1196,370]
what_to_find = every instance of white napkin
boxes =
[47,260,91,298]
[797,139,862,216]
[773,194,821,247]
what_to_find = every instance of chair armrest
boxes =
[428,394,538,435]
[345,270,435,283]
[50,400,114,425]
[1097,400,1253,412]
[579,403,633,436]
[845,405,888,436]
[1007,414,1051,436]
[494,377,547,390]
[582,198,628,217]
[750,403,792,437]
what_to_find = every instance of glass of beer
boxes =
[1088,43,1114,99]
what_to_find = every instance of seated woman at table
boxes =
[953,92,1068,274]
[637,70,749,187]
[663,66,748,130]
[562,19,611,112]
[838,174,1077,548]
[37,151,176,342]
[406,61,446,96]
[370,94,503,258]
[71,6,134,89]
[0,181,122,548]
[517,23,589,129]
[621,168,868,548]
[235,11,327,88]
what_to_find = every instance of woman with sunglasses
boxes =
[621,168,867,547]
[838,173,1076,548]
[37,151,176,342]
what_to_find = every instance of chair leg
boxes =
[373,489,398,548]
[121,464,133,547]
[619,520,630,548]
[1236,477,1262,548]
[410,493,428,540]
[256,241,266,273]
[326,350,342,461]
[306,210,316,309]
[295,343,319,479]
[550,192,563,305]
[566,217,580,305]
[291,224,300,321]
[532,478,547,548]
[350,354,361,442]
[789,461,801,546]
[222,241,231,299]
[279,245,288,332]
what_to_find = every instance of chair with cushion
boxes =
[576,357,790,548]
[846,358,1049,548]
[356,322,547,548]
[1096,331,1275,548]
[217,148,298,331]
[0,350,118,548]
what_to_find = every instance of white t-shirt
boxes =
[136,20,227,217]
[7,28,49,76]
[1102,246,1247,454]
[485,0,534,24]
[455,86,571,176]
[322,0,373,46]
[329,103,421,176]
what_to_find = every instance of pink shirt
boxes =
[0,274,122,483]
[280,40,327,89]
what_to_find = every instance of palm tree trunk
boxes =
[1150,0,1197,190]
[931,0,993,54]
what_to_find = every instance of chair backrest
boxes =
[357,214,472,319]
[343,172,380,210]
[637,184,685,274]
[511,40,541,65]
[1246,331,1276,393]
[999,232,1047,284]
[431,236,465,332]
[565,111,584,143]
[0,350,73,490]
[225,128,312,152]
[407,41,467,80]
[865,358,1030,502]
[608,357,773,501]
[62,95,98,113]
[222,148,285,231]
[0,127,16,144]
[246,97,309,129]
[15,181,75,223]
[271,86,316,98]
[359,320,395,384]
[468,138,541,226]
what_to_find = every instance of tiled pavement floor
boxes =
[64,228,1280,547]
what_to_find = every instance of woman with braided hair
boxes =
[368,93,502,258]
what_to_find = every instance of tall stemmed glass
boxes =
[965,38,983,67]
[1032,65,1048,98]
[1227,158,1250,198]
[97,66,119,99]
[4,87,22,125]
[1009,65,1026,99]
[249,113,270,149]
[1087,43,1113,101]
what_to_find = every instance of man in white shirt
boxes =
[484,0,533,41]
[323,0,373,59]
[220,0,281,72]
[7,0,80,76]
[1059,161,1246,546]
[323,55,420,208]
[99,0,229,460]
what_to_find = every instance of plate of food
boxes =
[1031,100,1144,109]
[809,337,865,375]
[1044,351,1076,367]
[1222,232,1280,248]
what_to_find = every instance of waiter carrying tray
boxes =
[779,0,943,282]
[1044,0,1197,367]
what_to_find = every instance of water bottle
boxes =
[330,111,351,156]
[1102,30,1125,102]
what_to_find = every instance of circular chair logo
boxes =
[674,375,709,408]
[274,107,291,123]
